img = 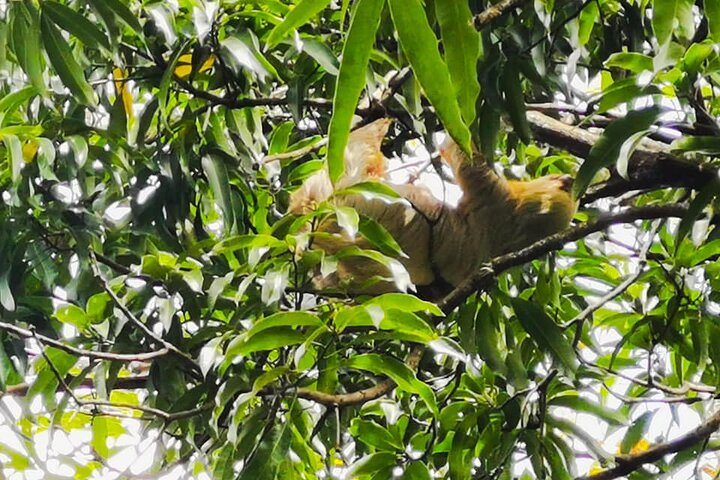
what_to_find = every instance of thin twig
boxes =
[0,320,170,363]
[90,252,201,375]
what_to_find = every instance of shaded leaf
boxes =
[347,353,438,416]
[511,298,578,375]
[573,106,662,199]
[43,1,111,51]
[388,0,472,155]
[40,12,96,105]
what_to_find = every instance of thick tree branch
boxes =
[526,111,715,203]
[579,409,720,480]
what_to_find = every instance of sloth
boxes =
[288,119,575,294]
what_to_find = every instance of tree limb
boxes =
[473,0,528,29]
[579,409,720,480]
[526,111,715,203]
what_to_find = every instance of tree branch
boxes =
[0,320,171,363]
[526,111,715,203]
[289,344,424,407]
[1,375,151,397]
[473,0,529,29]
[579,409,720,480]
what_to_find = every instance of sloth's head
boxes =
[507,174,576,243]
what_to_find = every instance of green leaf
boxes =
[347,353,438,416]
[298,38,340,75]
[652,0,694,45]
[9,3,46,96]
[0,268,15,312]
[708,0,720,42]
[335,205,360,238]
[238,420,292,480]
[549,394,627,425]
[365,293,443,316]
[596,79,660,113]
[248,312,324,337]
[221,34,275,81]
[605,52,653,73]
[327,0,385,182]
[230,327,308,357]
[578,1,599,46]
[202,154,237,234]
[573,106,662,199]
[676,178,720,246]
[351,419,404,451]
[0,85,38,114]
[511,298,578,375]
[478,101,501,161]
[42,1,111,51]
[402,461,433,480]
[2,133,23,185]
[348,452,397,476]
[334,181,402,200]
[213,234,285,254]
[0,342,21,388]
[388,0,472,155]
[268,121,295,155]
[95,0,141,31]
[359,216,403,257]
[40,12,95,106]
[158,42,189,125]
[28,347,77,399]
[92,417,110,459]
[266,0,332,48]
[681,41,715,74]
[671,135,720,155]
[619,411,653,454]
[501,60,532,144]
[55,303,89,330]
[435,0,481,124]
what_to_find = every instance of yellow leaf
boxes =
[629,438,650,454]
[22,141,39,162]
[112,67,134,122]
[702,465,717,476]
[174,53,215,79]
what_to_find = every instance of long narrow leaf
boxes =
[326,0,385,183]
[573,106,662,199]
[266,0,332,48]
[40,13,95,105]
[435,0,481,125]
[511,298,578,375]
[388,0,472,156]
[43,1,111,51]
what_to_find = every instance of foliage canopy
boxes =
[1,0,720,479]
